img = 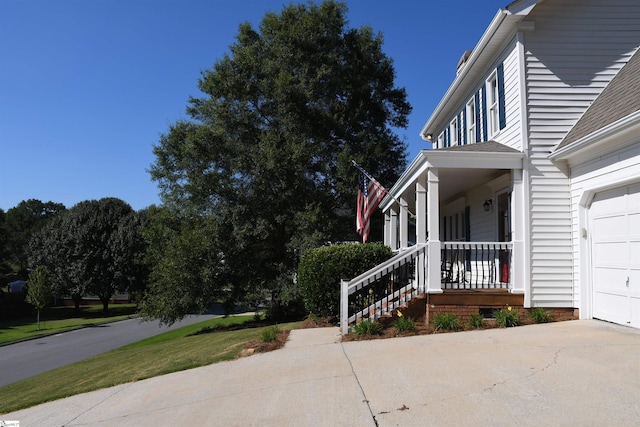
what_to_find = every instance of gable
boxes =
[556,47,640,151]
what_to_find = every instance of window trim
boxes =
[466,98,476,144]
[486,70,499,137]
[450,118,459,146]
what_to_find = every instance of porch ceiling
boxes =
[401,168,508,213]
[382,144,524,212]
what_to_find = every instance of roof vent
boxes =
[456,50,473,75]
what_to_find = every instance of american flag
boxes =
[356,172,387,243]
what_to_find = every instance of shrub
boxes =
[260,325,280,343]
[432,312,460,332]
[467,313,487,329]
[298,243,393,318]
[530,307,553,324]
[494,306,520,327]
[393,311,416,333]
[353,319,383,336]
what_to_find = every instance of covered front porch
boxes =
[341,142,527,333]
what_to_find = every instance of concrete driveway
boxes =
[3,320,640,426]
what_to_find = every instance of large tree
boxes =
[6,199,66,270]
[29,198,148,312]
[145,0,410,323]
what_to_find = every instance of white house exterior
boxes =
[341,0,640,333]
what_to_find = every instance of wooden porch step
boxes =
[429,290,523,306]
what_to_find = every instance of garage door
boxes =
[590,183,640,328]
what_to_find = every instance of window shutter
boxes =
[444,128,449,147]
[497,63,506,130]
[474,91,481,142]
[457,113,462,145]
[481,85,488,141]
[461,109,467,144]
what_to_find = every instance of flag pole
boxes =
[351,160,415,218]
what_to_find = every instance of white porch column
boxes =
[416,175,427,291]
[426,167,442,293]
[399,197,409,249]
[389,205,398,251]
[384,211,391,247]
[511,169,526,295]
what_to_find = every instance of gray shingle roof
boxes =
[437,140,521,153]
[557,47,640,151]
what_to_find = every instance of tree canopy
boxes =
[144,0,411,323]
[5,199,66,269]
[29,198,148,312]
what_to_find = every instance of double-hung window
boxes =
[487,71,499,137]
[466,98,476,144]
[450,118,458,146]
[437,132,444,149]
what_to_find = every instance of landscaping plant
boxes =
[393,310,416,333]
[467,313,487,329]
[432,312,461,332]
[494,306,520,327]
[353,319,383,336]
[530,307,553,323]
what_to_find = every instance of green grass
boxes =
[0,315,301,413]
[0,304,138,344]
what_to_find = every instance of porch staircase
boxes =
[340,244,428,334]
[340,241,517,334]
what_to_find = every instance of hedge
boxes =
[298,243,393,318]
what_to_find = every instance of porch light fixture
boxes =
[483,199,493,212]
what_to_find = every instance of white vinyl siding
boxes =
[524,0,640,307]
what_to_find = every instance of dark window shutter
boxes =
[474,91,481,142]
[497,63,506,130]
[444,128,449,147]
[457,114,462,145]
[481,86,488,141]
[462,109,467,144]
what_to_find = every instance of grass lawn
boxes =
[0,304,139,345]
[0,315,301,413]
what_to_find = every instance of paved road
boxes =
[0,314,220,387]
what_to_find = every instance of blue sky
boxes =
[0,0,506,211]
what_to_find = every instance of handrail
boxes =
[346,243,427,293]
[341,243,428,334]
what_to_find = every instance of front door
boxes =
[497,191,511,283]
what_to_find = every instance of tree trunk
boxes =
[72,293,82,310]
[100,297,109,314]
[37,309,41,331]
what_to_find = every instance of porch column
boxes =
[416,175,427,291]
[511,169,526,295]
[399,197,409,249]
[389,205,398,250]
[384,211,391,247]
[426,167,442,293]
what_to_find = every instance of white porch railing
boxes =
[441,242,512,289]
[340,243,427,335]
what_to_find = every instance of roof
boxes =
[556,47,640,151]
[436,140,521,153]
[420,0,541,140]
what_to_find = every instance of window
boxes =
[487,71,499,137]
[466,99,476,144]
[450,118,458,146]
[437,132,444,149]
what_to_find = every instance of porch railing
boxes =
[441,242,512,289]
[340,243,427,334]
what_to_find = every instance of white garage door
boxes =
[590,183,640,328]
